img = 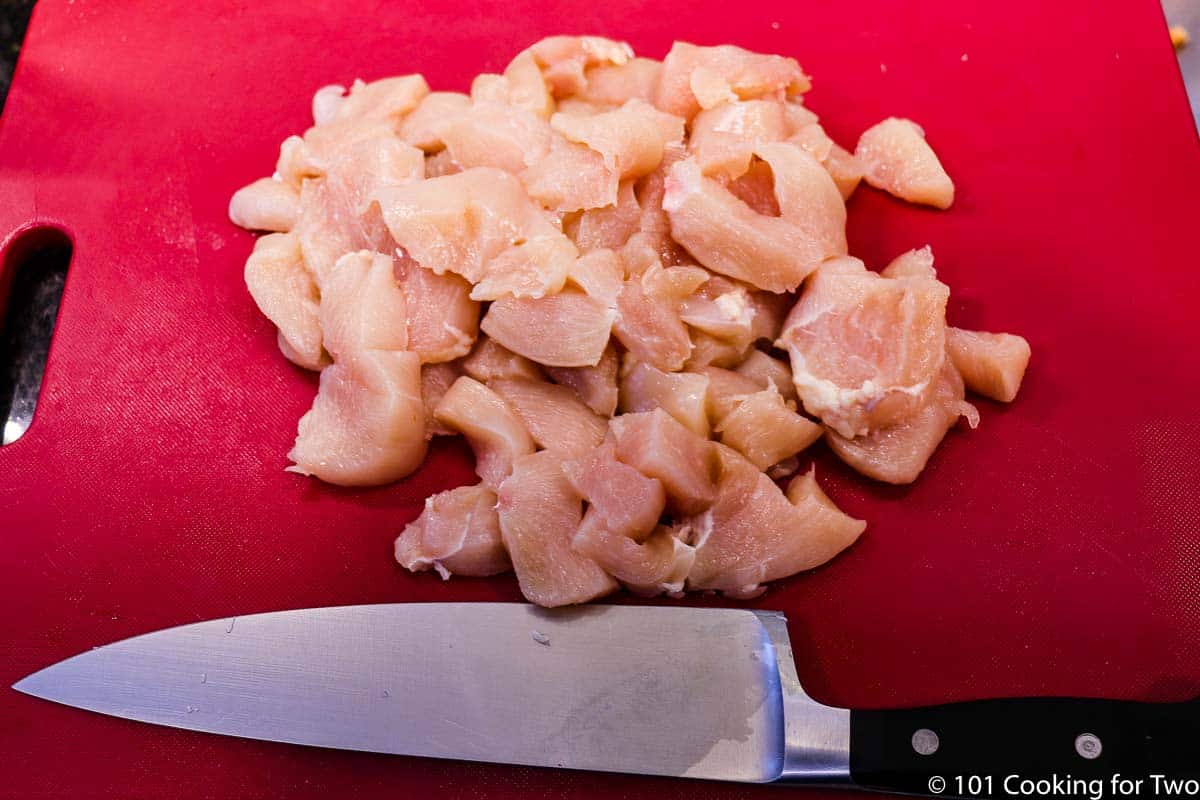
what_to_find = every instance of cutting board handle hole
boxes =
[0,226,73,446]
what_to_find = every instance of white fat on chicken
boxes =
[777,259,949,439]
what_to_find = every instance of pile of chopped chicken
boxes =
[230,36,1031,606]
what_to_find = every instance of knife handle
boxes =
[849,697,1200,798]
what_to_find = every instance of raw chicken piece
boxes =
[279,118,403,191]
[440,101,553,174]
[619,359,710,436]
[566,248,624,307]
[392,250,478,363]
[581,524,695,597]
[555,98,611,116]
[564,439,665,542]
[550,100,685,180]
[781,100,818,132]
[479,237,584,302]
[577,57,662,106]
[663,143,846,292]
[725,158,782,216]
[395,485,511,578]
[461,336,545,383]
[881,245,936,280]
[420,361,462,438]
[788,122,834,162]
[693,365,762,423]
[311,84,347,126]
[683,445,865,597]
[275,135,325,189]
[613,277,693,371]
[682,330,753,370]
[289,350,427,486]
[292,176,381,285]
[398,91,472,152]
[784,468,848,509]
[564,439,693,595]
[375,167,577,300]
[293,135,424,284]
[639,262,711,303]
[424,150,462,178]
[335,133,426,192]
[501,50,554,119]
[621,144,692,267]
[735,349,798,405]
[688,100,788,179]
[545,343,620,416]
[276,333,317,370]
[489,377,607,458]
[305,122,427,195]
[610,408,719,515]
[319,251,408,358]
[755,139,846,244]
[243,232,327,371]
[238,37,1031,608]
[330,75,430,125]
[528,36,635,98]
[481,291,615,367]
[715,388,822,470]
[823,143,865,200]
[816,254,869,275]
[654,42,810,120]
[284,115,397,182]
[619,232,671,277]
[676,271,782,349]
[470,73,511,104]
[520,134,619,212]
[768,456,802,481]
[631,142,682,235]
[778,263,949,438]
[434,376,536,489]
[856,118,954,209]
[497,450,618,607]
[229,177,300,232]
[565,180,642,251]
[945,327,1032,403]
[678,275,757,349]
[826,359,978,484]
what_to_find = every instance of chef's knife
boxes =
[12,604,1200,795]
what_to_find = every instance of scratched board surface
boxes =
[2,1,1199,798]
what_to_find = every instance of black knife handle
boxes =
[850,697,1200,798]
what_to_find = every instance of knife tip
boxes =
[11,669,49,698]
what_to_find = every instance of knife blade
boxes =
[12,604,1200,794]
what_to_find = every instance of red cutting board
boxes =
[2,1,1198,797]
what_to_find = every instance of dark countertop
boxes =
[1,0,35,111]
